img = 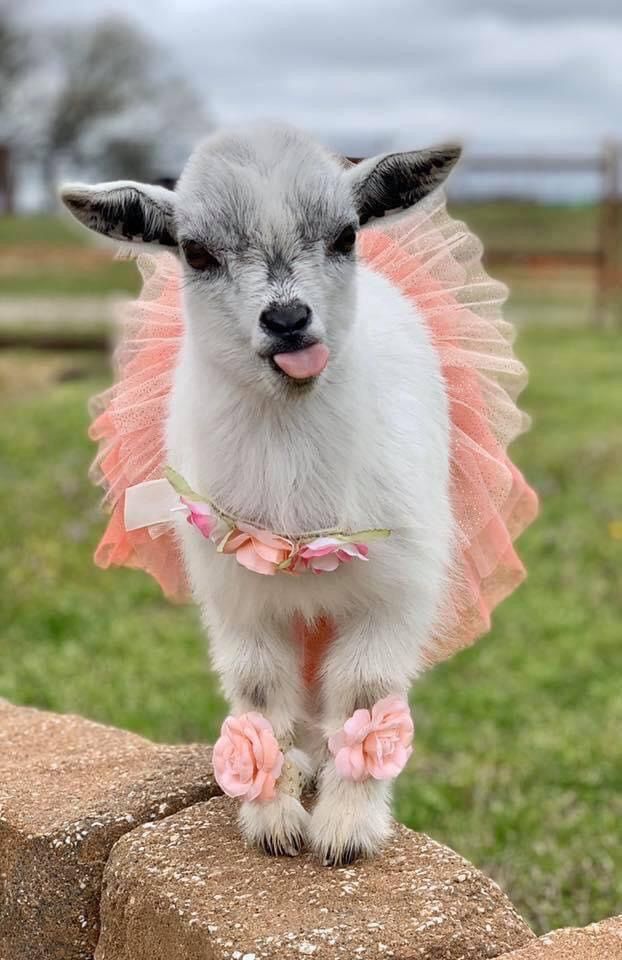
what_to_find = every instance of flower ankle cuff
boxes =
[328,696,414,782]
[212,712,284,803]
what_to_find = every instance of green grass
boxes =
[0,260,139,297]
[502,266,596,327]
[0,205,602,301]
[0,214,92,247]
[452,202,599,255]
[0,205,599,254]
[0,213,139,297]
[0,351,223,739]
[0,321,620,934]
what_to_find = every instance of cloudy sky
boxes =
[34,0,621,155]
[25,0,621,200]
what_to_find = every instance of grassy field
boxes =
[0,206,603,340]
[0,202,599,252]
[452,201,599,255]
[0,203,601,302]
[0,214,139,297]
[0,212,620,934]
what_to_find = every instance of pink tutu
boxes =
[89,193,538,666]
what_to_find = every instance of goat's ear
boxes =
[346,145,461,224]
[60,180,178,248]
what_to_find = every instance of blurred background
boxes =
[0,0,620,935]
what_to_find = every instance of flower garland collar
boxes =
[123,467,391,577]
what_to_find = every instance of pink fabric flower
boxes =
[212,712,284,803]
[298,537,369,573]
[180,497,219,540]
[328,695,414,782]
[222,522,294,575]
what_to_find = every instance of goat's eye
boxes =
[183,241,220,271]
[329,225,357,256]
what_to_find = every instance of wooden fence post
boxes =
[595,141,621,328]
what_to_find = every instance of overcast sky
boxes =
[32,0,621,158]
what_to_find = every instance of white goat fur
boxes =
[62,123,460,864]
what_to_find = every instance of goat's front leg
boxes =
[309,610,419,866]
[207,608,310,856]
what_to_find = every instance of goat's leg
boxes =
[207,609,310,855]
[309,610,421,865]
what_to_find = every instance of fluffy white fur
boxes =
[61,123,459,865]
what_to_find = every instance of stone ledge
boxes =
[95,795,535,960]
[0,702,218,960]
[3,702,619,960]
[494,916,622,959]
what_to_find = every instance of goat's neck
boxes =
[175,343,366,534]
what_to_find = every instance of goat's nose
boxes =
[260,301,311,336]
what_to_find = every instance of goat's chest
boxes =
[172,408,360,536]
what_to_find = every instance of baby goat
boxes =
[62,124,460,865]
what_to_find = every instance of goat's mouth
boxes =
[263,340,330,383]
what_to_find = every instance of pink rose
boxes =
[222,523,294,575]
[212,712,284,803]
[328,695,414,782]
[180,497,219,539]
[298,537,369,573]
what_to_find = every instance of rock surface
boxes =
[96,795,535,960]
[495,916,622,959]
[0,702,218,960]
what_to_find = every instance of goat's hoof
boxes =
[309,776,392,867]
[259,828,306,858]
[321,841,366,867]
[311,821,389,867]
[239,793,309,858]
[312,829,375,867]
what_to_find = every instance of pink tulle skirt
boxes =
[89,193,538,666]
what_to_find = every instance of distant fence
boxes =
[0,144,620,355]
[456,143,621,327]
[350,143,621,327]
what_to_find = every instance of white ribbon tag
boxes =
[124,479,181,532]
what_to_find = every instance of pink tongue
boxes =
[273,342,329,379]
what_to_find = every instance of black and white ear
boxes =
[346,145,461,224]
[60,180,178,248]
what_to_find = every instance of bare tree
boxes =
[93,137,161,184]
[0,0,31,139]
[30,16,206,205]
[0,1,28,115]
[0,0,30,210]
